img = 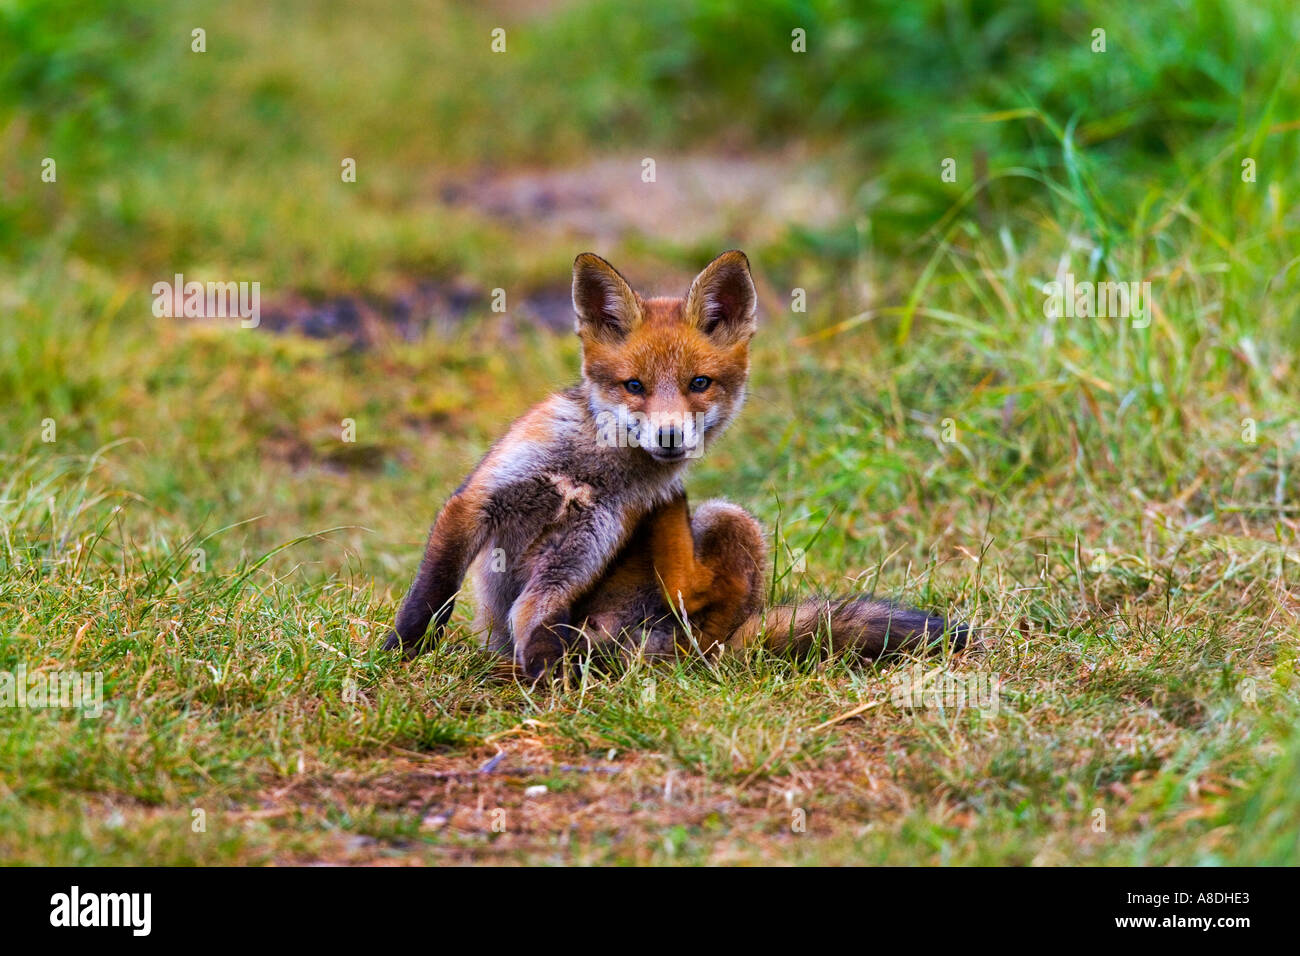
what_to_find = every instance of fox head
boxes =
[572,250,757,463]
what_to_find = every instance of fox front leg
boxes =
[383,491,488,658]
[509,504,634,680]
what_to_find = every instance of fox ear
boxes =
[572,253,641,341]
[685,250,757,344]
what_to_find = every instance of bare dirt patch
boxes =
[251,731,935,865]
[258,279,576,350]
[439,151,843,246]
[256,150,843,348]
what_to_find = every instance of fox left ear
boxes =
[573,252,642,343]
[685,250,757,344]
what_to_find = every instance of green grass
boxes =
[0,0,1297,864]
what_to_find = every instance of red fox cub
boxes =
[384,251,966,677]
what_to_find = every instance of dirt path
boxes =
[260,150,844,346]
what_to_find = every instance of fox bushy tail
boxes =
[725,597,968,658]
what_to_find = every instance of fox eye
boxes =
[623,379,644,394]
[689,375,712,393]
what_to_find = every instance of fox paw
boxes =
[515,607,572,681]
[382,628,434,659]
[516,631,564,682]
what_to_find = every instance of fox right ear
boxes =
[685,250,757,345]
[572,253,641,341]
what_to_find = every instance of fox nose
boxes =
[655,425,682,450]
